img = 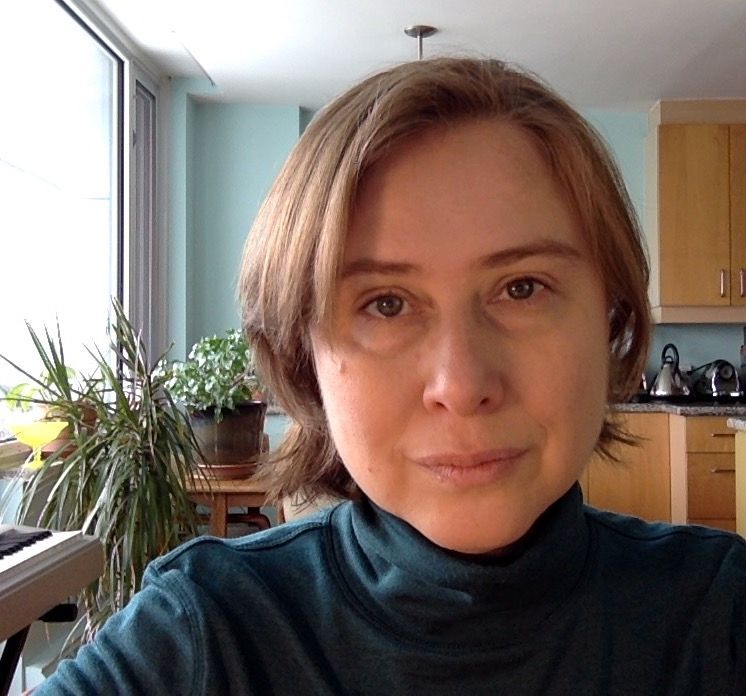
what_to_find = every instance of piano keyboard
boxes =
[0,525,80,575]
[0,527,52,557]
[0,524,103,641]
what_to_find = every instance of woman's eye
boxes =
[503,278,545,301]
[363,294,407,318]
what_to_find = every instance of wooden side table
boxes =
[186,474,285,538]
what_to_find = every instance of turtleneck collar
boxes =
[329,483,590,650]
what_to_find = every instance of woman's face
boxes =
[311,120,609,554]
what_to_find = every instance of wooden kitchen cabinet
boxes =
[658,124,730,306]
[645,100,746,322]
[681,416,736,531]
[687,455,735,519]
[582,412,671,522]
[732,124,746,303]
[583,412,736,531]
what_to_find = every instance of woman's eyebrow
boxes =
[341,259,418,279]
[342,240,583,279]
[477,239,583,269]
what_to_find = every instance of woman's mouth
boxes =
[412,449,527,486]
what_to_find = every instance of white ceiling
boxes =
[90,0,746,111]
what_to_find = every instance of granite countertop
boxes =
[615,401,746,416]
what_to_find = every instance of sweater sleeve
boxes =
[34,564,203,695]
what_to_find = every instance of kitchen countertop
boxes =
[615,402,746,416]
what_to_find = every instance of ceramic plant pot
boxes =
[189,401,267,479]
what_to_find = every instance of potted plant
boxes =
[0,298,201,657]
[3,356,96,461]
[159,329,267,479]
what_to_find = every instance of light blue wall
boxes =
[299,107,315,134]
[585,110,647,221]
[192,104,299,341]
[265,412,291,450]
[167,78,215,360]
[584,110,745,377]
[168,79,300,357]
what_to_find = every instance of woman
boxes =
[39,58,745,695]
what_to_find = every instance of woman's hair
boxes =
[239,57,651,504]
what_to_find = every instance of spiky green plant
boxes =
[0,298,201,656]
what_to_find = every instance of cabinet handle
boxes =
[741,268,746,298]
[710,432,735,438]
[709,467,736,474]
[720,269,727,297]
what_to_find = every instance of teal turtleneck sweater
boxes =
[38,484,746,695]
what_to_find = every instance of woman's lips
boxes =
[412,449,527,486]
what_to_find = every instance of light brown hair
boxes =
[239,57,650,504]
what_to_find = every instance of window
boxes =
[0,0,123,440]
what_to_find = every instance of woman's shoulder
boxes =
[583,504,746,592]
[584,504,745,548]
[146,501,348,587]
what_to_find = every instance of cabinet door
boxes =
[659,124,730,306]
[684,416,736,530]
[730,125,746,306]
[687,453,736,520]
[586,412,671,522]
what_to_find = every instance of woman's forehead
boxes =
[343,120,587,264]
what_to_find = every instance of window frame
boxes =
[66,0,168,355]
[0,0,166,463]
[129,73,168,361]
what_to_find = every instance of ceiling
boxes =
[90,0,746,111]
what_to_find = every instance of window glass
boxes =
[0,0,122,439]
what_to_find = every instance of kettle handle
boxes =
[661,343,680,368]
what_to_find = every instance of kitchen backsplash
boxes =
[648,324,746,379]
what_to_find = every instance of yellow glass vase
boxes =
[9,420,69,469]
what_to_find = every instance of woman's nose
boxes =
[421,313,505,417]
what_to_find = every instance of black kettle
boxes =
[689,360,741,400]
[650,343,691,399]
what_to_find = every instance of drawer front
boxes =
[685,416,735,453]
[687,452,736,518]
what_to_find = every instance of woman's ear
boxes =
[607,299,631,346]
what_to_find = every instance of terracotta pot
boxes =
[41,428,75,457]
[190,401,267,479]
[40,404,97,458]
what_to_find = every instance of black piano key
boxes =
[0,529,53,560]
